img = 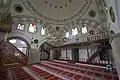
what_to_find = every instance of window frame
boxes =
[81,26,88,34]
[40,26,46,36]
[28,23,37,34]
[17,23,25,31]
[72,27,79,36]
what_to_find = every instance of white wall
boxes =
[107,0,120,33]
[60,48,72,60]
[79,48,88,60]
[67,49,72,60]
[111,37,120,79]
[50,50,54,60]
[60,49,67,60]
[108,0,120,79]
[49,50,58,60]
[60,48,89,61]
[28,49,40,64]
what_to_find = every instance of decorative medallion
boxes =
[109,7,115,23]
[21,0,92,24]
[89,30,95,35]
[14,4,23,13]
[89,10,96,18]
[56,26,60,31]
[44,0,72,9]
[34,39,39,44]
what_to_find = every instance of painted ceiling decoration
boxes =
[96,0,108,30]
[44,0,72,8]
[14,4,23,13]
[21,0,92,25]
[8,0,109,47]
[55,26,60,31]
[89,10,96,18]
[0,0,12,21]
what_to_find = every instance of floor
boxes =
[0,60,119,80]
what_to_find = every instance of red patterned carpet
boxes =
[0,60,119,80]
[28,60,119,80]
[0,67,35,80]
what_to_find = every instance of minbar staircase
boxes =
[87,45,104,62]
[0,41,28,68]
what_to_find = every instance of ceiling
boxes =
[10,0,108,29]
[0,0,108,47]
[21,0,92,24]
[0,0,108,29]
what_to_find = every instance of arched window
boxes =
[66,32,69,38]
[41,27,46,35]
[17,24,25,30]
[9,39,27,54]
[28,24,37,33]
[9,39,16,43]
[82,26,87,34]
[72,28,78,36]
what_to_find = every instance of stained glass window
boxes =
[72,28,78,36]
[17,24,24,30]
[28,24,37,33]
[41,27,46,35]
[82,26,87,34]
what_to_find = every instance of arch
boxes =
[39,42,53,50]
[7,36,31,49]
[39,42,53,60]
[6,36,31,56]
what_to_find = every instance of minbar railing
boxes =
[87,45,104,62]
[0,41,28,67]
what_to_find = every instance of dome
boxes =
[21,0,92,24]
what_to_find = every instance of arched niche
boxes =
[7,36,30,54]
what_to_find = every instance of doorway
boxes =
[72,48,79,61]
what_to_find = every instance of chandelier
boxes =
[47,37,69,47]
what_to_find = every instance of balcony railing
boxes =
[64,32,109,45]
